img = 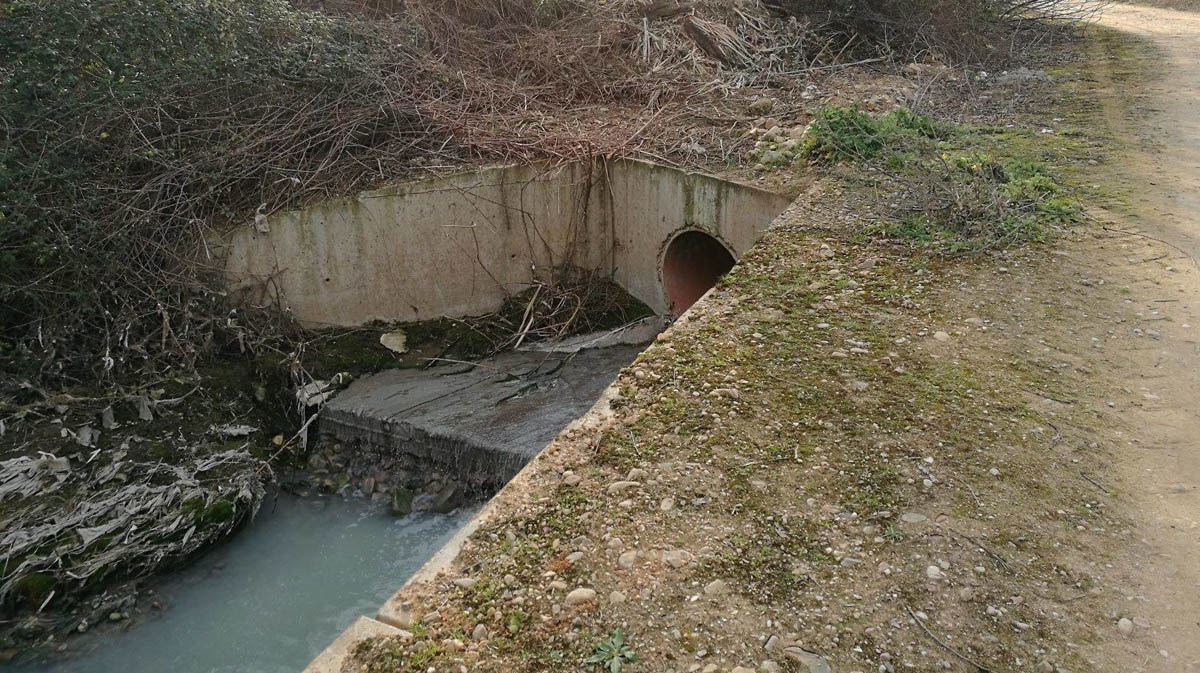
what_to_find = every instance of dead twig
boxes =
[905,605,998,673]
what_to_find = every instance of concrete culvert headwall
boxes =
[662,230,737,316]
[222,158,791,323]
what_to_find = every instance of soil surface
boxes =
[1090,3,1200,669]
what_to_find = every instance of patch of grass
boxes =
[868,152,1080,256]
[802,105,954,163]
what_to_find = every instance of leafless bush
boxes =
[765,0,1111,61]
[0,0,1106,388]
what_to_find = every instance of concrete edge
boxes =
[301,616,410,673]
[257,156,782,226]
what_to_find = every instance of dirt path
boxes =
[1093,4,1200,669]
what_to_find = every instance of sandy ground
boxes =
[1093,3,1200,669]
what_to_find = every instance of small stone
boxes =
[452,577,478,589]
[783,647,832,673]
[607,481,641,495]
[563,473,582,487]
[628,468,650,480]
[1118,617,1134,635]
[959,587,975,601]
[926,565,945,580]
[900,512,927,524]
[385,601,415,629]
[108,612,123,622]
[748,97,777,115]
[566,551,585,564]
[431,483,461,514]
[564,588,597,606]
[471,624,488,641]
[703,579,727,596]
[660,496,676,512]
[389,488,415,516]
[761,661,782,673]
[618,551,638,569]
[760,150,785,165]
[663,549,693,568]
[933,331,952,342]
[609,591,627,605]
[411,492,436,512]
[732,667,756,673]
[549,580,568,591]
[989,468,1000,476]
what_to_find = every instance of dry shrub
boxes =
[766,0,1110,62]
[0,0,1101,387]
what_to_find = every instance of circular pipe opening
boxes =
[662,231,736,316]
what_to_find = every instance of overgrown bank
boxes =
[0,0,1105,384]
[345,24,1157,673]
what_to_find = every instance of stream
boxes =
[13,495,475,673]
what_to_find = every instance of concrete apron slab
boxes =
[320,344,648,488]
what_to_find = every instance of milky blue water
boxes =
[15,495,474,673]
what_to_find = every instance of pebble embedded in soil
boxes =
[564,588,596,606]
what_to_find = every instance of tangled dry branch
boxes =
[0,0,1101,386]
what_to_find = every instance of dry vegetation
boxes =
[1,0,1106,386]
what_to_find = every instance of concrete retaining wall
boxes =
[223,160,789,324]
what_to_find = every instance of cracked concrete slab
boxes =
[320,345,646,486]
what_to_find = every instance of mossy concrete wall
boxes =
[223,160,790,324]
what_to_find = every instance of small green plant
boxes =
[586,629,638,673]
[802,105,953,162]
